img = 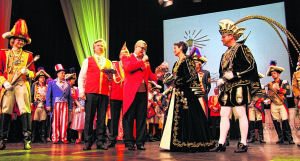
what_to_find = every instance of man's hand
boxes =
[156,71,165,80]
[80,106,85,112]
[46,106,51,112]
[142,55,148,62]
[264,99,271,105]
[273,83,280,90]
[3,81,12,90]
[21,67,29,75]
[217,78,225,87]
[223,71,234,80]
[79,92,86,100]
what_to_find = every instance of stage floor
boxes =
[0,141,300,161]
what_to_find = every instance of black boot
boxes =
[148,124,156,142]
[31,120,37,143]
[247,121,256,143]
[234,142,248,153]
[154,124,161,141]
[40,120,47,144]
[210,143,226,152]
[273,120,284,144]
[257,120,266,144]
[282,120,295,144]
[0,114,11,150]
[20,113,32,150]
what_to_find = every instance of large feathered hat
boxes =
[266,60,284,76]
[218,19,245,40]
[2,19,31,45]
[189,46,207,64]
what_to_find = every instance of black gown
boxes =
[160,56,214,152]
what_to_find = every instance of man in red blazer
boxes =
[122,40,163,150]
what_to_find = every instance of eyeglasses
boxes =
[138,46,146,50]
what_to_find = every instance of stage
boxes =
[0,141,300,161]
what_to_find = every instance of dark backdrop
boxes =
[9,0,300,76]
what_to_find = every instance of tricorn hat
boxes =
[34,67,51,80]
[65,67,77,80]
[266,60,284,76]
[189,46,207,64]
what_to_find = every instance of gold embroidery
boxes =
[221,43,241,71]
[236,86,243,104]
[172,88,214,148]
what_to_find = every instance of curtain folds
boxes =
[0,0,12,49]
[60,0,109,66]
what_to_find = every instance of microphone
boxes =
[142,53,149,62]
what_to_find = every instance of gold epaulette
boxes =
[23,50,33,54]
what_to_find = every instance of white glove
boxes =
[264,99,271,104]
[217,78,225,87]
[3,81,12,90]
[21,68,29,75]
[75,108,81,113]
[223,71,234,80]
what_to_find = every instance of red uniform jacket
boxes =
[110,61,124,101]
[122,54,157,115]
[208,95,221,117]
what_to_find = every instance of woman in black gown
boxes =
[160,41,214,152]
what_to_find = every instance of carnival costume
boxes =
[31,67,51,143]
[0,19,36,150]
[46,64,72,144]
[212,19,261,153]
[108,58,125,147]
[160,52,214,152]
[122,41,158,150]
[266,61,294,144]
[247,73,266,144]
[78,39,112,150]
[66,70,85,144]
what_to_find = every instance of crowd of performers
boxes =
[0,18,300,153]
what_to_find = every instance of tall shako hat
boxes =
[2,19,32,45]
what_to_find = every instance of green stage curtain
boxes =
[60,0,109,66]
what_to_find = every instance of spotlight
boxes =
[158,0,173,7]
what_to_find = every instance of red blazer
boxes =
[122,54,157,115]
